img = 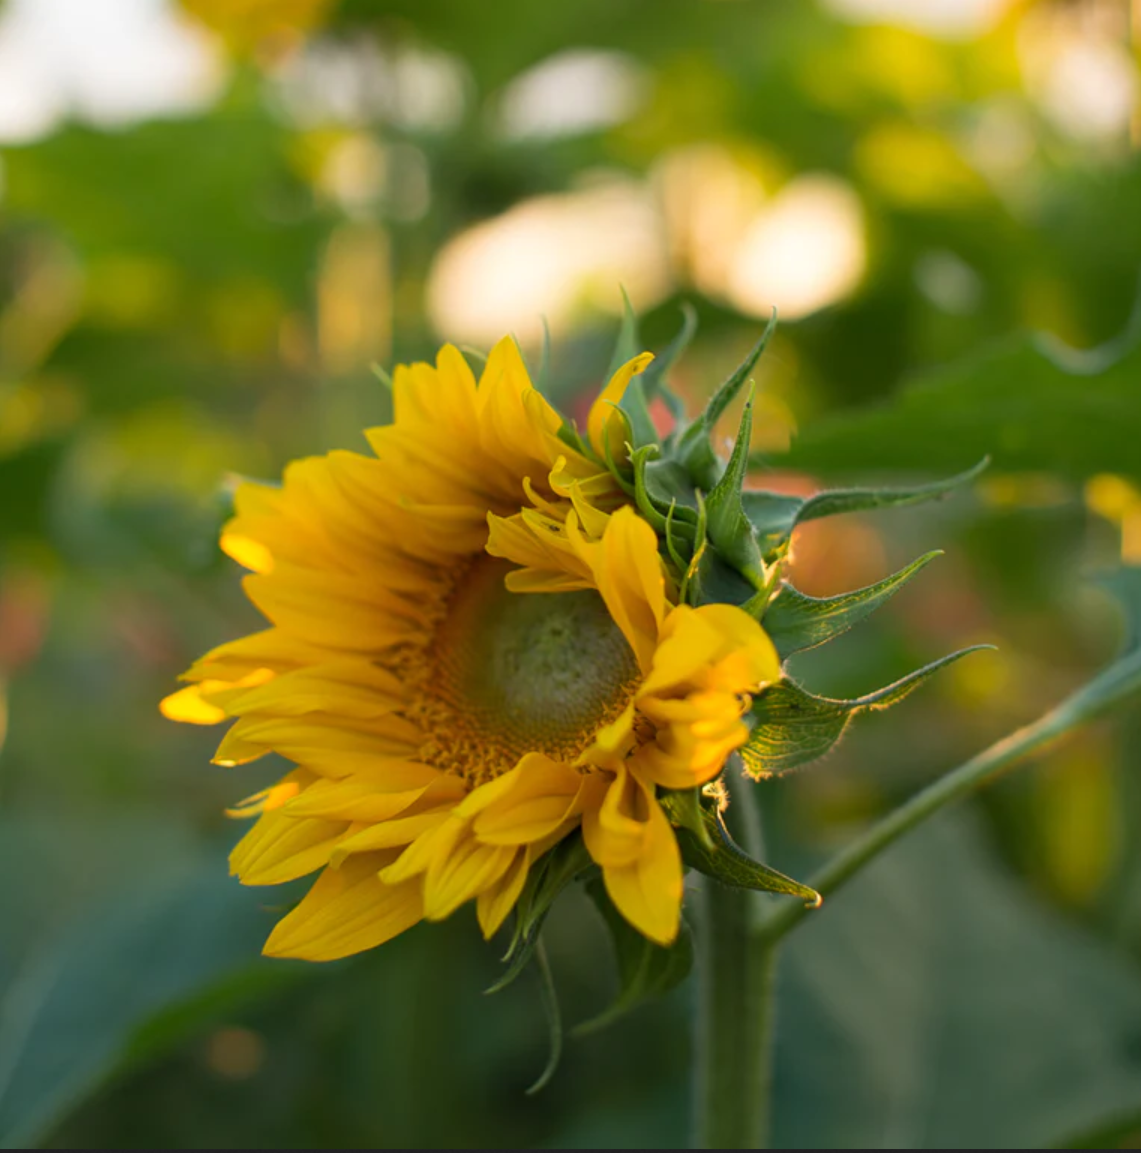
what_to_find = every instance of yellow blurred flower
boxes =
[163,338,780,958]
[180,0,335,54]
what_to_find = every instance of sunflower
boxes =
[163,336,780,961]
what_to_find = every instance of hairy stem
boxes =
[694,780,777,1149]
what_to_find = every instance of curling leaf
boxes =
[575,879,694,1035]
[666,794,820,903]
[741,646,993,777]
[762,551,943,659]
[525,940,563,1095]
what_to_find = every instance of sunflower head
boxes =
[163,305,983,1028]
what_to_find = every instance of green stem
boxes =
[758,644,1141,944]
[694,780,777,1149]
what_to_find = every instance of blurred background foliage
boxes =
[1,0,1141,1147]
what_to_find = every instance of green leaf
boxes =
[677,312,777,489]
[574,879,694,1035]
[0,856,274,1149]
[773,814,1141,1148]
[797,458,990,522]
[741,647,993,777]
[704,387,765,586]
[761,551,943,660]
[743,459,988,559]
[1098,565,1141,651]
[667,797,820,905]
[487,833,594,995]
[776,304,1141,481]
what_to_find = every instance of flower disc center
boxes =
[429,557,640,773]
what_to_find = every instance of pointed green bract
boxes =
[639,303,697,412]
[606,288,641,380]
[487,834,594,996]
[741,646,994,777]
[660,785,716,850]
[704,388,766,587]
[525,941,562,1096]
[742,459,989,562]
[677,310,778,489]
[608,298,661,455]
[762,551,944,659]
[574,879,694,1036]
[666,795,820,905]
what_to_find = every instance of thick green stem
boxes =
[758,644,1141,944]
[694,781,776,1149]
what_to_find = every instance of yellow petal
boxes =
[471,753,584,845]
[476,846,534,938]
[601,781,683,946]
[587,352,654,463]
[422,835,518,921]
[159,683,228,725]
[330,806,456,863]
[230,807,348,886]
[581,764,647,869]
[571,507,667,672]
[263,852,424,962]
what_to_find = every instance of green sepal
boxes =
[741,645,994,777]
[525,940,562,1096]
[606,288,641,380]
[689,542,757,608]
[640,302,698,432]
[555,420,590,459]
[704,386,765,587]
[676,312,777,489]
[573,878,694,1036]
[486,833,594,995]
[678,493,710,605]
[744,459,989,559]
[659,786,716,850]
[670,795,820,905]
[606,297,661,455]
[761,551,943,659]
[635,452,701,522]
[631,445,670,533]
[535,317,553,395]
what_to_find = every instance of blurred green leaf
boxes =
[0,841,275,1149]
[773,816,1141,1148]
[779,310,1141,481]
